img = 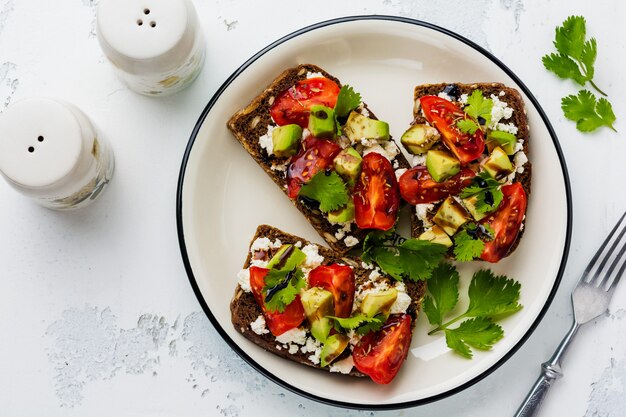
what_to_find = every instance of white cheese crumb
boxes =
[258,125,275,156]
[301,336,321,353]
[488,95,514,130]
[358,103,370,118]
[308,351,321,365]
[415,203,435,227]
[437,91,453,101]
[237,268,251,293]
[495,122,518,135]
[459,93,469,104]
[302,128,311,137]
[275,327,307,345]
[369,269,382,281]
[270,162,288,172]
[249,258,268,268]
[306,71,324,79]
[393,159,399,169]
[250,237,272,253]
[360,137,379,147]
[334,229,346,240]
[499,90,506,97]
[302,244,324,268]
[344,236,359,247]
[329,356,354,374]
[294,241,302,248]
[288,344,299,354]
[514,151,528,173]
[361,262,374,270]
[390,285,413,314]
[412,154,427,167]
[362,141,399,162]
[276,345,282,351]
[250,315,269,335]
[342,222,352,232]
[395,168,407,181]
[514,139,524,153]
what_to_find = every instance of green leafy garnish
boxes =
[464,90,493,127]
[331,313,385,335]
[263,267,306,313]
[453,227,486,262]
[298,171,349,213]
[362,231,447,281]
[424,267,522,358]
[456,119,479,134]
[334,85,362,118]
[459,172,504,214]
[562,90,617,132]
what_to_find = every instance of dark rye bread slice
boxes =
[227,64,411,255]
[230,224,426,377]
[409,82,531,257]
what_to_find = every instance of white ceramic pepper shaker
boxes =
[0,98,115,210]
[96,0,205,97]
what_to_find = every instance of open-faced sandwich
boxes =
[227,64,411,255]
[397,83,531,263]
[230,224,426,384]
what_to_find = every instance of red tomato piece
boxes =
[420,96,485,165]
[352,314,412,384]
[353,152,400,231]
[286,135,342,198]
[248,266,306,336]
[308,264,356,319]
[270,77,341,128]
[480,182,527,263]
[398,166,476,205]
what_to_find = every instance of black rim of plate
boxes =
[176,15,572,410]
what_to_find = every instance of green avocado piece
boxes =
[266,244,306,270]
[327,199,355,223]
[486,130,517,155]
[462,194,489,221]
[361,288,398,318]
[426,150,461,183]
[320,334,350,367]
[433,196,470,236]
[344,111,389,144]
[271,124,302,158]
[308,105,336,139]
[400,124,441,155]
[483,146,514,180]
[418,225,453,247]
[301,287,334,342]
[333,147,362,187]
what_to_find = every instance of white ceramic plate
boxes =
[177,16,571,409]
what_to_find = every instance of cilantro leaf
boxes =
[423,263,459,327]
[542,53,588,85]
[554,15,587,59]
[561,90,617,132]
[459,172,504,214]
[263,268,306,313]
[464,90,493,126]
[444,318,504,359]
[334,85,362,118]
[453,228,485,262]
[456,119,479,134]
[330,313,385,335]
[298,171,349,212]
[465,269,522,319]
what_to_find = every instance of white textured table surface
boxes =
[1,1,625,416]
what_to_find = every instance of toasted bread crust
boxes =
[227,64,410,255]
[230,224,426,377]
[409,83,531,258]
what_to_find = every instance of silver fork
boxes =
[514,211,626,417]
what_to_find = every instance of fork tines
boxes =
[583,211,626,292]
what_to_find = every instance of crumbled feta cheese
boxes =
[308,351,321,365]
[306,71,324,79]
[275,327,307,345]
[344,236,359,247]
[499,90,506,97]
[359,103,370,118]
[342,222,352,232]
[362,141,399,162]
[415,203,435,227]
[390,289,413,314]
[237,268,251,293]
[294,241,302,248]
[258,125,275,156]
[438,91,453,101]
[360,137,378,147]
[369,269,382,281]
[302,128,311,137]
[249,258,268,268]
[250,237,271,253]
[361,262,374,270]
[513,139,524,153]
[488,95,514,129]
[337,135,351,149]
[301,336,321,354]
[302,244,324,268]
[514,151,528,173]
[395,168,407,181]
[329,356,354,374]
[334,229,346,240]
[276,345,282,351]
[288,344,299,354]
[250,315,269,335]
[495,122,518,135]
[459,93,469,104]
[412,154,427,167]
[270,162,288,172]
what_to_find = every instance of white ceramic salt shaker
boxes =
[96,0,205,96]
[0,98,115,210]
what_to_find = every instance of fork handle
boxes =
[513,321,580,417]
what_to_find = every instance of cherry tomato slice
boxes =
[249,266,306,336]
[353,153,400,231]
[287,136,342,198]
[270,77,341,128]
[480,182,527,263]
[399,166,476,205]
[308,264,356,319]
[352,314,412,384]
[420,96,485,165]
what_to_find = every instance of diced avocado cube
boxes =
[272,124,302,158]
[308,105,336,139]
[462,194,489,221]
[320,334,350,367]
[327,200,355,223]
[426,150,461,183]
[483,146,514,180]
[418,225,453,247]
[486,130,517,155]
[344,111,389,144]
[301,287,334,342]
[361,288,398,318]
[333,147,362,187]
[433,197,470,236]
[400,124,440,155]
[266,244,306,270]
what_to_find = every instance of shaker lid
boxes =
[0,98,83,188]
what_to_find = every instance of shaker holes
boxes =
[28,146,34,153]
[150,21,156,27]
[38,136,44,142]
[137,19,143,26]
[144,8,150,14]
